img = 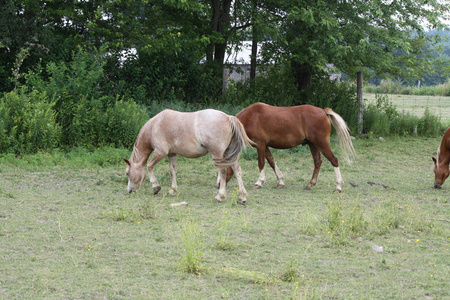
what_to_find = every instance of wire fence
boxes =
[364,93,450,125]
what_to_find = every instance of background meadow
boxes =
[0,137,448,299]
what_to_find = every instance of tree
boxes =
[258,0,449,95]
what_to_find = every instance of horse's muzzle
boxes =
[434,183,442,189]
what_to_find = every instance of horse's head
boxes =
[432,156,449,189]
[124,158,146,193]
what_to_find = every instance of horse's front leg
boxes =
[147,151,166,195]
[254,145,266,188]
[231,163,247,205]
[215,168,227,202]
[265,147,284,188]
[167,154,178,196]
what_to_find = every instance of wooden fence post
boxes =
[357,71,363,136]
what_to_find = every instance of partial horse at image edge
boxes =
[124,109,252,204]
[432,127,450,189]
[227,102,355,192]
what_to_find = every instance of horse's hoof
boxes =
[237,200,246,205]
[304,185,312,190]
[333,189,342,193]
[277,184,285,189]
[167,189,177,196]
[215,195,225,203]
[253,184,262,189]
[153,186,161,195]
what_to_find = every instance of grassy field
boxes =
[364,93,450,125]
[0,137,449,299]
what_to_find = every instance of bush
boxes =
[64,95,149,149]
[105,98,149,148]
[0,90,60,154]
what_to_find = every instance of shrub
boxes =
[66,96,108,147]
[105,98,149,148]
[0,90,60,154]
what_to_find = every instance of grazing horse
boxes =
[226,102,355,192]
[432,127,450,189]
[124,109,252,204]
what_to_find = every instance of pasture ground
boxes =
[0,137,449,299]
[364,93,450,125]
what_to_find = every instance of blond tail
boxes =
[325,108,356,164]
[213,116,253,169]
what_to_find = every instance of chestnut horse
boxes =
[124,109,252,204]
[432,127,450,189]
[226,102,355,192]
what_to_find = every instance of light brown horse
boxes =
[226,102,355,192]
[432,127,450,189]
[124,109,252,204]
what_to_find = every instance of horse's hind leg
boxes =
[215,168,227,202]
[265,147,285,188]
[147,151,166,195]
[231,162,248,205]
[317,143,343,193]
[168,154,178,196]
[305,144,322,190]
[254,144,267,188]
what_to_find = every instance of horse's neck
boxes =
[131,140,151,166]
[439,144,450,167]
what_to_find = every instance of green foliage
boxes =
[64,95,149,149]
[225,64,299,107]
[0,90,60,154]
[105,99,150,148]
[5,47,151,151]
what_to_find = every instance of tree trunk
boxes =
[250,0,258,82]
[357,71,364,135]
[250,30,258,81]
[291,60,312,94]
[210,0,232,94]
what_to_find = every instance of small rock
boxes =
[170,202,188,207]
[379,137,385,141]
[371,244,384,252]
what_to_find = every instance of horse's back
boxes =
[237,103,330,147]
[194,109,233,149]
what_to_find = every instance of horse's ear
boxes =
[124,159,131,166]
[432,157,437,164]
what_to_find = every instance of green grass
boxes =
[0,138,449,299]
[365,93,450,125]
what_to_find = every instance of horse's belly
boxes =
[267,136,305,149]
[169,144,208,158]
